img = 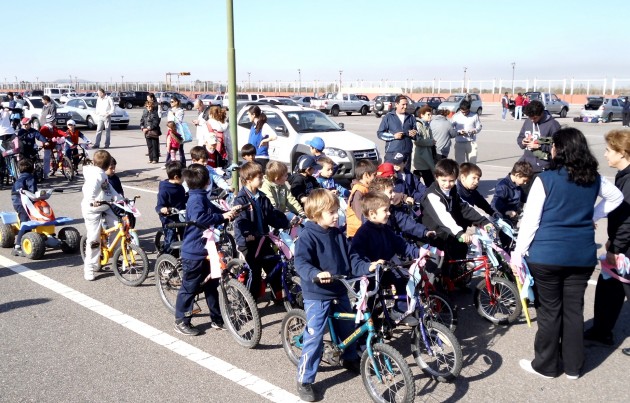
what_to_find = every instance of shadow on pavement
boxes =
[0,298,52,313]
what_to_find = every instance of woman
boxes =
[512,127,623,379]
[166,97,186,166]
[413,105,436,186]
[584,129,630,356]
[206,106,232,165]
[140,101,161,163]
[247,105,276,171]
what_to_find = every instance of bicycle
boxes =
[0,151,19,186]
[66,142,91,174]
[79,198,150,286]
[155,216,262,348]
[281,268,416,403]
[49,137,74,181]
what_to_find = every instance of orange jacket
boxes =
[345,182,369,237]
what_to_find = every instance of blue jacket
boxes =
[233,187,289,248]
[17,128,47,158]
[377,111,416,155]
[388,201,429,240]
[491,175,524,216]
[393,169,426,203]
[295,221,369,300]
[181,189,227,260]
[156,180,187,225]
[350,220,420,265]
[12,173,37,210]
[248,125,269,157]
[456,179,495,216]
[316,176,350,198]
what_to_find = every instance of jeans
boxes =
[43,149,51,178]
[514,106,523,120]
[175,258,222,325]
[622,111,630,126]
[94,117,111,147]
[297,296,356,384]
[502,107,508,120]
[528,263,594,377]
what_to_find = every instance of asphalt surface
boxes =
[0,104,628,402]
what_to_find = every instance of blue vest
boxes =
[248,125,269,157]
[527,168,600,267]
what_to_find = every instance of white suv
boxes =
[236,104,379,179]
[223,93,265,110]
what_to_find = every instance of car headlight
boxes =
[323,147,347,158]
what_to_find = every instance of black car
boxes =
[416,96,446,113]
[118,91,150,109]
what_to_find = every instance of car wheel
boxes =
[31,118,40,130]
[186,103,193,110]
[118,124,129,130]
[331,106,339,117]
[560,108,568,118]
[86,116,96,130]
[360,106,368,116]
[476,107,483,116]
[608,112,614,122]
[125,102,133,109]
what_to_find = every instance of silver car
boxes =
[438,93,483,115]
[580,96,625,122]
[64,97,130,129]
[291,95,316,107]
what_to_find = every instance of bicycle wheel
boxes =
[411,322,462,382]
[154,230,164,254]
[218,277,261,349]
[8,157,19,183]
[424,292,457,332]
[474,276,522,325]
[61,156,74,181]
[112,242,150,286]
[219,232,238,258]
[283,275,303,312]
[280,308,306,366]
[33,160,44,183]
[361,343,415,403]
[155,253,181,314]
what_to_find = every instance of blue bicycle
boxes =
[280,268,415,403]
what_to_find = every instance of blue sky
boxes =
[5,0,628,84]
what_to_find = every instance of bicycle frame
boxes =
[98,216,135,266]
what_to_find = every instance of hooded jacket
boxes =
[181,189,227,260]
[516,112,561,173]
[260,177,304,215]
[233,187,289,248]
[430,114,457,157]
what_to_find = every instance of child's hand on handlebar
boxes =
[316,271,332,284]
[369,259,385,272]
[223,210,236,221]
[160,207,169,215]
[459,234,472,244]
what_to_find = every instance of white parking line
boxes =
[123,184,158,194]
[0,256,300,403]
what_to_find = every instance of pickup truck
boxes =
[311,92,370,116]
[524,92,570,118]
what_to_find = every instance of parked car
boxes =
[579,96,625,122]
[310,92,371,116]
[44,87,74,103]
[524,92,569,118]
[291,95,316,107]
[155,91,195,111]
[222,93,265,110]
[356,95,370,102]
[438,93,483,115]
[59,92,79,103]
[236,103,379,179]
[259,97,301,106]
[416,96,446,113]
[20,97,72,130]
[371,94,420,118]
[63,97,130,129]
[198,93,224,106]
[117,91,151,109]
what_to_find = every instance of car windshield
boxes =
[85,99,97,108]
[30,99,44,108]
[445,95,463,102]
[285,110,342,133]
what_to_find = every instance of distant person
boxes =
[206,106,231,165]
[514,92,524,120]
[501,92,509,121]
[622,96,630,127]
[166,97,186,165]
[413,105,436,186]
[240,143,256,164]
[451,100,482,164]
[430,109,457,161]
[41,96,57,125]
[247,105,276,171]
[140,100,161,164]
[93,88,114,149]
[192,99,209,147]
[377,95,417,170]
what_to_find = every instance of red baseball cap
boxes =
[376,163,395,178]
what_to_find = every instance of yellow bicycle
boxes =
[80,198,149,286]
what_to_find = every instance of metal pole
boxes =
[226,0,239,189]
[511,62,515,94]
[463,67,467,92]
[298,69,301,95]
[247,72,251,91]
[339,70,343,92]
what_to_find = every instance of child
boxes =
[166,121,184,166]
[11,159,37,257]
[369,176,434,242]
[306,136,327,176]
[64,119,90,172]
[174,164,235,336]
[240,143,256,164]
[294,189,374,401]
[288,155,321,206]
[187,146,232,196]
[156,161,187,255]
[260,160,304,217]
[351,191,428,325]
[388,152,426,205]
[17,117,47,160]
[346,159,377,238]
[491,161,533,222]
[233,162,289,300]
[420,159,492,282]
[81,150,121,281]
[456,162,497,219]
[39,114,67,180]
[315,156,349,198]
[205,134,225,169]
[106,157,124,196]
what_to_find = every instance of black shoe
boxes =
[622,348,630,356]
[341,358,361,374]
[174,321,200,336]
[584,328,614,346]
[389,309,419,327]
[92,145,99,149]
[297,382,316,402]
[210,321,225,330]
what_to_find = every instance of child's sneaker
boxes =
[11,246,25,257]
[174,321,200,336]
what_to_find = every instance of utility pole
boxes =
[121,75,124,91]
[297,69,301,95]
[247,72,251,91]
[339,70,343,92]
[511,62,516,94]
[226,0,239,189]
[463,67,468,92]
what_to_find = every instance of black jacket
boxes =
[288,173,320,204]
[140,108,161,132]
[516,112,561,173]
[233,187,289,248]
[608,166,630,256]
[456,180,495,217]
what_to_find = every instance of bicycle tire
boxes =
[424,291,457,332]
[155,253,180,314]
[112,242,150,286]
[220,232,238,258]
[33,160,44,183]
[474,276,522,325]
[283,275,303,312]
[280,308,306,366]
[9,157,19,183]
[411,322,462,382]
[154,230,164,254]
[361,343,415,403]
[61,156,74,181]
[219,277,261,349]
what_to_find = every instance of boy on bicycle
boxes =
[11,159,37,257]
[156,161,186,255]
[81,150,121,281]
[294,189,375,402]
[174,164,235,336]
[64,120,90,172]
[17,118,47,160]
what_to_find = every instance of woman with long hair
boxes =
[166,97,186,166]
[207,106,232,165]
[247,105,276,171]
[512,127,623,379]
[584,129,630,356]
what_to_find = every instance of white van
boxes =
[222,93,265,109]
[44,86,75,102]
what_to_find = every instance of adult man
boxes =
[501,92,510,121]
[622,96,630,127]
[376,95,417,170]
[93,88,114,149]
[192,99,209,146]
[514,93,524,120]
[41,96,57,124]
[451,100,482,164]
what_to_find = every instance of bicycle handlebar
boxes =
[312,267,381,299]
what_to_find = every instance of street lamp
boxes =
[511,62,516,94]
[247,72,251,91]
[297,69,301,95]
[121,75,124,90]
[339,70,343,92]
[463,67,468,92]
